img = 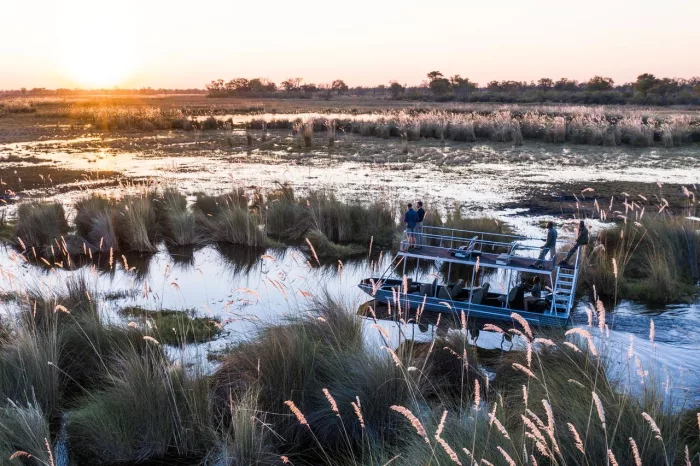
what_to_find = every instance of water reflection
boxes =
[0,242,698,403]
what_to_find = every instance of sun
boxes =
[60,45,138,88]
[55,2,143,88]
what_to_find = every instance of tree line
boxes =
[205,72,700,105]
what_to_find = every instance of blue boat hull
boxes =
[358,283,571,328]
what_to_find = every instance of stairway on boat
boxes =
[551,265,576,314]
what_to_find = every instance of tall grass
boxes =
[194,192,267,247]
[67,347,213,464]
[155,188,199,246]
[13,202,68,253]
[0,275,697,465]
[265,186,396,257]
[115,193,159,253]
[580,215,700,303]
[244,108,699,148]
[74,194,117,251]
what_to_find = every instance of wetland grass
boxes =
[13,201,69,253]
[119,305,223,345]
[580,215,700,304]
[0,268,697,465]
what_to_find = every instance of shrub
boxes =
[156,188,198,246]
[0,400,53,466]
[67,348,213,464]
[115,194,159,252]
[74,195,117,251]
[14,202,69,253]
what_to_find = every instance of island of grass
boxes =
[119,306,223,345]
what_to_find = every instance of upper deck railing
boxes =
[399,225,576,269]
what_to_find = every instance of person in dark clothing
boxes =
[559,221,589,267]
[404,203,419,249]
[523,276,542,308]
[415,201,425,247]
[532,221,557,268]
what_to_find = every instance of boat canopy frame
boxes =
[367,224,582,320]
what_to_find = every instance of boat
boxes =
[358,225,582,328]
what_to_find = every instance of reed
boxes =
[67,347,214,464]
[115,194,159,253]
[581,215,699,303]
[74,194,117,251]
[155,188,199,246]
[194,192,266,247]
[13,202,69,253]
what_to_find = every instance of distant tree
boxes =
[537,78,554,89]
[649,78,680,97]
[587,76,614,91]
[281,78,303,92]
[225,78,249,94]
[487,81,501,90]
[634,73,658,96]
[498,81,523,91]
[450,75,477,97]
[427,71,451,96]
[248,78,276,93]
[300,83,318,93]
[389,81,405,99]
[553,78,578,91]
[331,79,349,94]
[206,79,225,94]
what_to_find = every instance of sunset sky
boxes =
[2,0,699,89]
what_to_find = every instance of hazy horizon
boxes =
[2,0,699,90]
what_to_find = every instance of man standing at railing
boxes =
[532,221,558,269]
[404,203,419,250]
[559,220,589,267]
[415,201,425,248]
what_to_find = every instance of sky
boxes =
[1,0,699,89]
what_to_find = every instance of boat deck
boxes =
[399,245,554,274]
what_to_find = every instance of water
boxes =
[1,120,699,404]
[1,239,698,403]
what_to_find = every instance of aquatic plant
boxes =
[115,194,159,253]
[119,306,223,345]
[74,194,117,251]
[13,201,69,253]
[155,188,199,246]
[580,214,700,304]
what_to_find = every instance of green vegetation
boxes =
[119,306,223,345]
[9,186,397,260]
[580,215,700,304]
[13,201,68,253]
[0,272,697,465]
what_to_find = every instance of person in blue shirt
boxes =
[404,203,419,249]
[415,201,425,248]
[532,221,558,269]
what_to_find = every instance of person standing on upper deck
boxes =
[415,201,425,248]
[404,203,419,249]
[532,221,557,269]
[559,220,589,267]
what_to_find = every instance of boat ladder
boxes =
[550,265,576,314]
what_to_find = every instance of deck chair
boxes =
[450,236,479,259]
[498,284,524,309]
[438,279,465,299]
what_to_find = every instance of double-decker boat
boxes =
[358,225,581,328]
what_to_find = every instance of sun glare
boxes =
[55,2,143,88]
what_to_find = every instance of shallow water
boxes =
[2,127,700,212]
[1,239,698,404]
[1,124,699,404]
